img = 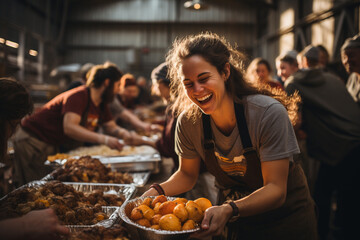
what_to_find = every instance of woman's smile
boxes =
[181,55,228,115]
[196,93,213,104]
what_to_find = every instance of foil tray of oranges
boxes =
[119,195,212,240]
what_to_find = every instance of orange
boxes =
[158,201,177,215]
[159,214,182,231]
[142,197,153,207]
[153,202,162,214]
[194,197,212,212]
[137,204,154,221]
[130,207,143,221]
[150,224,160,230]
[151,195,167,208]
[173,203,189,222]
[182,219,197,230]
[173,198,188,206]
[185,201,203,222]
[136,218,151,227]
[151,214,162,225]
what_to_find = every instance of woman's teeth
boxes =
[197,93,212,102]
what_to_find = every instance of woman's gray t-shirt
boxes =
[175,94,300,177]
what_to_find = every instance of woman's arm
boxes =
[117,109,152,132]
[63,112,123,150]
[193,158,289,238]
[142,156,201,196]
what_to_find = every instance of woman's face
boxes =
[279,61,297,81]
[122,85,139,100]
[181,55,228,115]
[255,63,270,82]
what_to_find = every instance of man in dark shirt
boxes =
[285,45,360,240]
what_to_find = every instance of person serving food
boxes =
[13,62,145,186]
[142,32,318,240]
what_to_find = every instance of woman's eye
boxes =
[184,82,193,88]
[199,77,208,83]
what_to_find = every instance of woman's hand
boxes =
[106,136,124,151]
[141,187,159,197]
[22,208,69,240]
[190,204,233,239]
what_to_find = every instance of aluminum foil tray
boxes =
[119,196,200,240]
[45,153,162,173]
[62,182,136,202]
[67,206,120,230]
[42,171,151,187]
[0,181,134,228]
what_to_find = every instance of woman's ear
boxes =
[104,78,110,87]
[223,62,230,81]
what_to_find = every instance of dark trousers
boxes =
[314,147,360,240]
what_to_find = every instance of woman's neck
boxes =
[210,95,236,136]
[90,87,103,106]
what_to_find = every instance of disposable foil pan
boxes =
[45,153,162,174]
[119,196,200,240]
[42,171,151,187]
[67,206,120,231]
[0,181,134,228]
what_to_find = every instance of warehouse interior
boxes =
[1,0,359,103]
[1,1,360,239]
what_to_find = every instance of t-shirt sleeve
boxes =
[258,103,300,161]
[62,90,87,116]
[175,113,200,159]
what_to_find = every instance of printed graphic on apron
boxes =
[215,151,247,176]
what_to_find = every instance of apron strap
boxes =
[202,101,263,190]
[202,114,243,188]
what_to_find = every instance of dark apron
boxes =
[60,88,102,152]
[202,102,318,240]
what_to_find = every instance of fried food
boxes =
[52,156,133,184]
[67,224,130,240]
[0,181,125,225]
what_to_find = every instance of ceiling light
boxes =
[184,0,208,10]
[5,40,19,48]
[29,49,38,57]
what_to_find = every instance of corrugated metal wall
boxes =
[64,0,257,77]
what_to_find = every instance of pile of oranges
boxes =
[129,195,212,231]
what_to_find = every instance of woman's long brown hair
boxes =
[166,32,300,125]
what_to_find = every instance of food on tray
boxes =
[52,156,133,184]
[67,224,130,240]
[0,181,125,225]
[47,144,158,161]
[68,145,157,157]
[129,196,212,231]
[47,153,70,162]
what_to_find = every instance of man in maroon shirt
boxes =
[13,63,144,186]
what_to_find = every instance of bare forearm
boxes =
[160,170,197,196]
[64,124,104,144]
[120,110,149,131]
[233,183,286,217]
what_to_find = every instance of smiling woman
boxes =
[142,32,318,240]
